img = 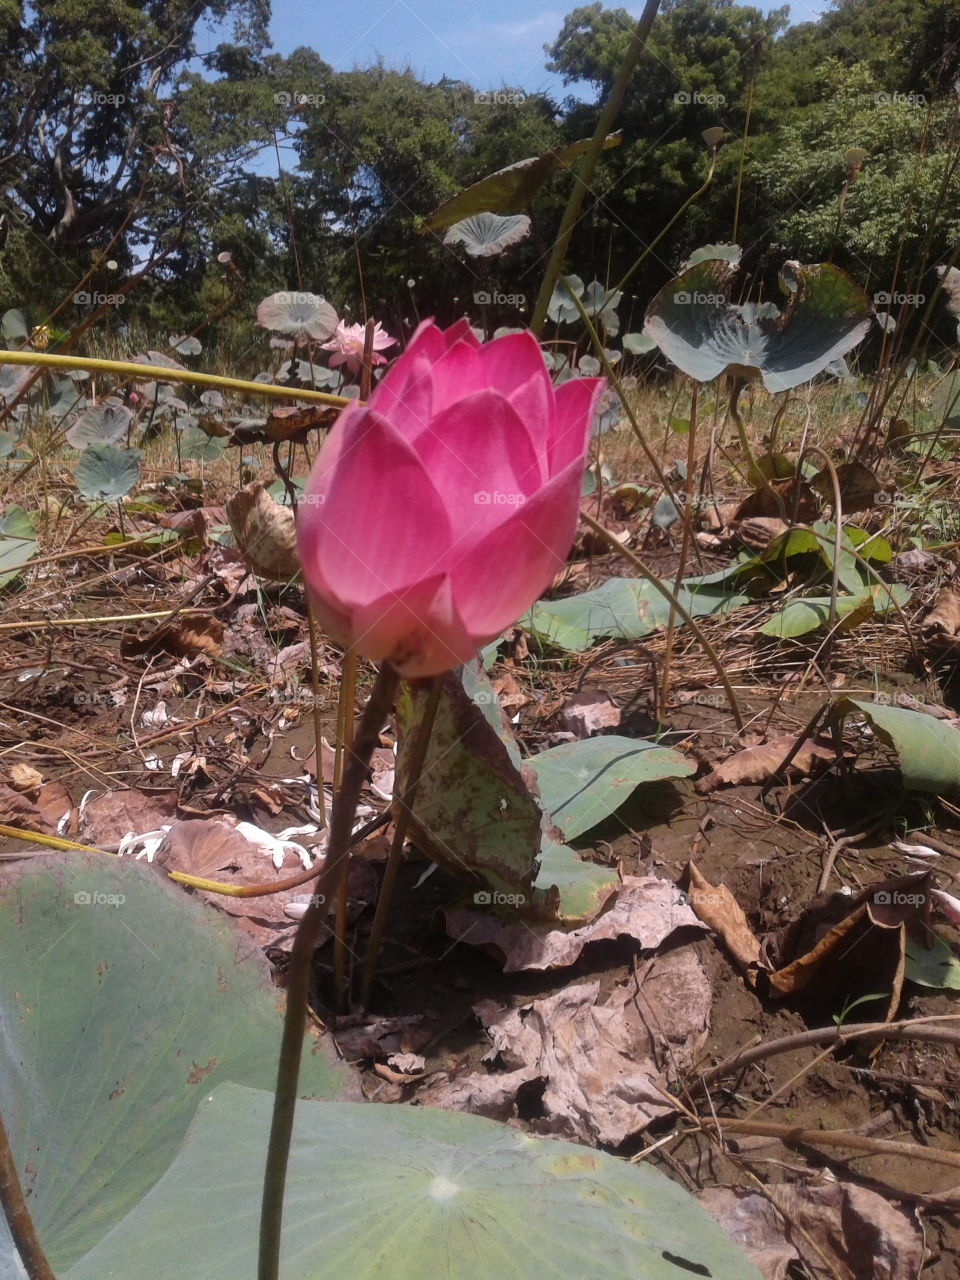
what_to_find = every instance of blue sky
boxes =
[255,1,830,99]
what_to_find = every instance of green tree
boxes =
[0,0,270,309]
[545,1,786,293]
[749,61,960,289]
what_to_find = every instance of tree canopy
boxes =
[1,0,958,346]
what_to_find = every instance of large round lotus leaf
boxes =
[255,291,339,340]
[64,1083,762,1280]
[581,281,623,334]
[0,853,353,1273]
[622,331,658,355]
[679,243,743,273]
[421,134,621,233]
[840,698,960,794]
[65,402,133,449]
[522,568,750,652]
[0,504,38,587]
[180,425,226,461]
[642,258,873,392]
[169,333,202,355]
[529,736,697,839]
[548,274,585,324]
[74,441,142,500]
[2,307,30,341]
[443,211,531,257]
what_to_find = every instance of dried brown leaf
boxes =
[700,1182,924,1280]
[559,685,621,738]
[122,615,224,659]
[8,763,43,793]
[696,734,837,793]
[923,585,960,637]
[733,478,818,522]
[0,783,44,829]
[226,482,300,581]
[811,460,883,513]
[80,787,179,846]
[729,516,788,551]
[684,862,761,977]
[423,951,710,1145]
[443,875,704,972]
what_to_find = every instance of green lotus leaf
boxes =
[642,259,873,392]
[523,568,751,652]
[64,1083,761,1280]
[420,134,621,232]
[443,211,531,257]
[65,402,133,449]
[75,441,142,500]
[528,736,696,839]
[0,504,38,587]
[838,698,960,794]
[0,853,352,1273]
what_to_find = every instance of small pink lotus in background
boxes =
[297,318,602,677]
[321,319,397,374]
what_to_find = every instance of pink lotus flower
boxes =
[321,319,397,374]
[297,318,602,677]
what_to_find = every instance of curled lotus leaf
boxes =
[642,259,873,393]
[443,212,531,257]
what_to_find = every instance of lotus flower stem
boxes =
[361,674,444,1008]
[530,0,662,335]
[260,662,400,1280]
[0,1104,56,1280]
[731,76,755,244]
[0,350,349,407]
[579,510,745,732]
[727,377,786,520]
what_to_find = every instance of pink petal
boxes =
[549,377,604,474]
[368,346,435,440]
[477,331,549,396]
[304,587,354,652]
[448,456,586,636]
[415,389,545,523]
[296,411,451,612]
[440,317,481,350]
[503,370,553,468]
[350,572,478,676]
[428,339,484,414]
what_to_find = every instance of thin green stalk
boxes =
[797,446,843,670]
[361,675,444,1007]
[530,0,662,335]
[728,376,787,520]
[608,144,719,301]
[579,510,744,732]
[660,383,699,709]
[732,77,754,243]
[0,350,349,407]
[259,663,400,1280]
